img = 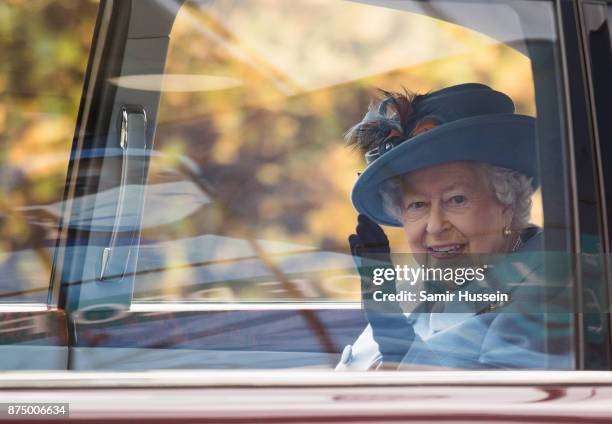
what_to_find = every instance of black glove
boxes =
[349,214,415,367]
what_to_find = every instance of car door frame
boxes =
[576,0,612,369]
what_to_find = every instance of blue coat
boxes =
[337,229,574,370]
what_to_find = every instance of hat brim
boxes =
[351,114,538,227]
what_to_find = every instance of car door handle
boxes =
[99,105,148,281]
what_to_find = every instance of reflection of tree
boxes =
[144,0,538,302]
[153,92,365,249]
[0,0,98,300]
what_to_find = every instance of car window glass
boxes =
[0,0,98,302]
[76,0,580,371]
[132,0,548,303]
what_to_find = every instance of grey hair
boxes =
[380,163,534,228]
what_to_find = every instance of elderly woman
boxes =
[337,83,572,370]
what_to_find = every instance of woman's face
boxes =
[400,161,512,267]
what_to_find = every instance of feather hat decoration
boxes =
[345,89,423,157]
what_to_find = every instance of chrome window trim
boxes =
[0,304,56,312]
[2,370,612,389]
[129,301,361,312]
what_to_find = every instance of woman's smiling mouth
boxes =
[426,243,467,259]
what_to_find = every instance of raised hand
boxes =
[349,213,391,259]
[349,214,415,367]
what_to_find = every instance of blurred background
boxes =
[0,0,542,303]
[136,0,540,301]
[0,0,98,302]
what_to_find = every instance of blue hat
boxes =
[349,83,538,227]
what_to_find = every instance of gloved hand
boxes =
[349,214,415,367]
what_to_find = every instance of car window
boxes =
[0,0,99,303]
[132,0,548,303]
[66,0,588,371]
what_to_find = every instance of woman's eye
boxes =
[407,201,427,210]
[449,195,467,205]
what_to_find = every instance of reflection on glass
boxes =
[135,0,541,302]
[0,0,98,302]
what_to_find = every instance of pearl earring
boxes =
[503,226,512,237]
